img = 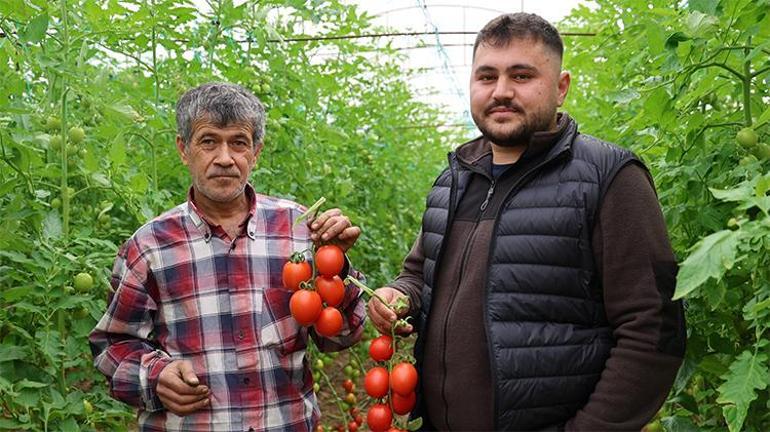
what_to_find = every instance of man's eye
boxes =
[513,74,531,81]
[478,75,495,81]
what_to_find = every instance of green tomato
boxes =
[74,272,94,292]
[51,198,61,209]
[83,399,94,414]
[752,142,770,160]
[68,126,85,144]
[736,127,758,148]
[45,116,61,131]
[314,359,324,370]
[50,135,63,151]
[313,382,320,393]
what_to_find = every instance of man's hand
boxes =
[157,360,210,416]
[307,208,361,252]
[367,287,413,335]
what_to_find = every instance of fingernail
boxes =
[312,223,318,229]
[321,234,328,240]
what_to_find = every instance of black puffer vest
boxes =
[414,120,640,430]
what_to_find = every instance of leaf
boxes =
[21,13,49,44]
[716,350,769,432]
[674,230,741,299]
[407,417,423,431]
[755,106,770,128]
[665,32,691,49]
[0,345,27,362]
[42,210,62,240]
[710,183,753,202]
[15,379,49,389]
[686,11,719,38]
[687,0,719,14]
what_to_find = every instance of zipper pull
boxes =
[480,179,496,211]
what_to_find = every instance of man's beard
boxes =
[473,102,555,147]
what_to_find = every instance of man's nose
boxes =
[491,77,515,101]
[213,143,235,165]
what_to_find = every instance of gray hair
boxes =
[176,83,266,148]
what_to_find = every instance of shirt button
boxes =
[249,428,255,432]
[238,330,245,340]
[243,377,250,385]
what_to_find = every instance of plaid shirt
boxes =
[90,185,366,431]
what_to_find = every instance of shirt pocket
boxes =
[260,287,308,355]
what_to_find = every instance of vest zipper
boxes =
[479,179,496,212]
[484,151,569,430]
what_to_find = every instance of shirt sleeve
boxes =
[386,230,426,317]
[565,163,686,431]
[89,238,171,412]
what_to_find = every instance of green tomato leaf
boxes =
[21,13,48,44]
[674,229,741,299]
[716,350,769,432]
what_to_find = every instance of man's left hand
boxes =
[307,208,361,252]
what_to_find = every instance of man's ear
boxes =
[176,135,189,166]
[557,71,571,107]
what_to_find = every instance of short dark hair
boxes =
[472,13,563,60]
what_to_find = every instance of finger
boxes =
[160,373,209,396]
[318,217,350,242]
[337,226,361,241]
[164,397,210,416]
[157,386,210,406]
[309,208,341,230]
[177,361,200,386]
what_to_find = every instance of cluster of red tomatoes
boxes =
[283,245,347,337]
[364,335,419,432]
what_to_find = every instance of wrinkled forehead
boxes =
[190,116,255,137]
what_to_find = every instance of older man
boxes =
[90,83,364,431]
[368,13,685,431]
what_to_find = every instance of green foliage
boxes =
[0,0,458,429]
[561,0,770,430]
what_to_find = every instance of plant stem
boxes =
[150,0,159,197]
[293,197,326,226]
[743,41,752,126]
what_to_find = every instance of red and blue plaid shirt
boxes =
[89,185,366,431]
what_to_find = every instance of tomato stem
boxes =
[318,366,350,424]
[344,276,393,313]
[293,196,326,227]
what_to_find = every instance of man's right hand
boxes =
[157,360,210,416]
[367,287,413,335]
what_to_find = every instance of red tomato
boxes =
[347,421,358,432]
[289,290,322,325]
[391,391,416,415]
[314,306,343,337]
[315,245,345,277]
[282,257,312,291]
[369,335,394,362]
[364,366,389,398]
[316,275,345,307]
[390,363,418,396]
[343,379,355,393]
[366,403,392,432]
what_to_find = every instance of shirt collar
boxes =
[185,184,259,242]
